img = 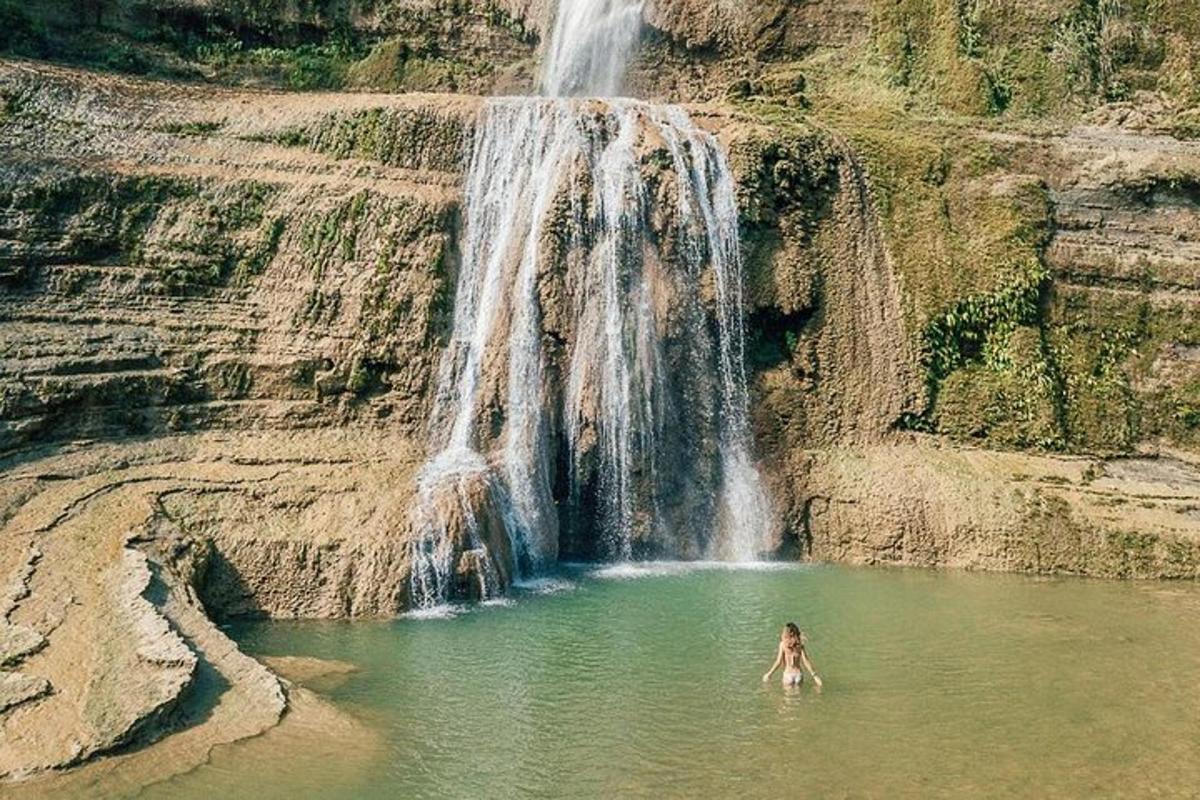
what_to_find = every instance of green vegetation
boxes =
[309,107,468,173]
[1178,381,1200,429]
[0,90,19,125]
[299,191,371,281]
[231,215,287,286]
[154,120,225,137]
[297,287,342,326]
[346,355,383,396]
[924,265,1047,383]
[4,172,289,292]
[241,127,311,148]
[0,0,51,58]
[148,181,286,290]
[346,0,536,92]
[1046,286,1200,450]
[869,0,1200,117]
[1,174,192,265]
[192,39,366,90]
[0,0,538,92]
[738,0,1197,454]
[348,37,490,93]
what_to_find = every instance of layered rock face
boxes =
[12,0,867,98]
[0,66,472,452]
[0,64,460,780]
[1043,125,1200,449]
[0,58,899,779]
[0,430,399,784]
[1,0,1199,785]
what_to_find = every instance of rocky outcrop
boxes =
[6,0,867,101]
[0,673,49,715]
[0,431,346,782]
[1043,124,1200,449]
[744,142,923,453]
[925,119,1200,453]
[796,443,1200,578]
[0,64,471,454]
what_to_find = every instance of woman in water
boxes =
[762,622,823,688]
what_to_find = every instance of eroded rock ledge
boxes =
[2,429,1198,785]
[0,430,396,785]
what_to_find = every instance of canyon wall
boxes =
[1,0,1199,784]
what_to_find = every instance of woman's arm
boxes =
[762,643,784,682]
[800,648,823,688]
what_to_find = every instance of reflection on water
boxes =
[44,566,1200,798]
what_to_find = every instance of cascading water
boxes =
[406,0,771,609]
[541,0,645,97]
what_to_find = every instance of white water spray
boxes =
[407,0,770,609]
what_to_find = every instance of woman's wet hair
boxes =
[783,622,806,652]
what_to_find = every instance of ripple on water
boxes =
[152,566,1200,800]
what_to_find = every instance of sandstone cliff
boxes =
[1,0,1198,786]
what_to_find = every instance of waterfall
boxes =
[651,104,773,562]
[541,0,645,97]
[406,0,770,609]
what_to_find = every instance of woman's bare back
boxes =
[763,623,823,689]
[783,644,802,671]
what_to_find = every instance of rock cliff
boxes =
[1,0,1198,786]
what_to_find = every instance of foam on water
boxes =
[513,576,578,595]
[401,604,464,621]
[402,597,519,620]
[589,560,805,580]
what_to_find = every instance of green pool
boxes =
[140,564,1200,799]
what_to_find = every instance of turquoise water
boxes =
[142,564,1200,799]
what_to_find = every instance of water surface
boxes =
[144,565,1200,798]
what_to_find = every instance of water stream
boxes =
[408,0,770,608]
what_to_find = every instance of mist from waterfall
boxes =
[407,0,770,608]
